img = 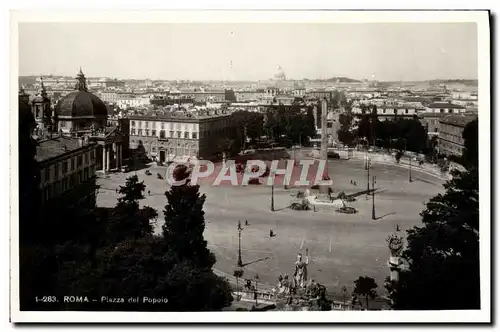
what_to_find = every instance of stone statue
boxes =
[293,249,309,289]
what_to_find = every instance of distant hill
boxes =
[428,79,478,86]
[304,77,361,83]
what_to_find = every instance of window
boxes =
[54,164,59,178]
[440,109,444,113]
[184,132,189,139]
[71,158,75,171]
[84,167,89,181]
[145,129,150,136]
[84,152,88,164]
[160,130,165,139]
[152,130,156,136]
[405,109,408,114]
[77,155,83,167]
[138,129,143,135]
[139,122,143,128]
[45,168,50,182]
[62,161,68,174]
[177,131,181,138]
[170,130,174,138]
[327,123,333,128]
[145,122,149,128]
[131,128,136,135]
[152,147,156,152]
[161,123,165,129]
[131,121,136,126]
[192,132,197,139]
[90,150,95,162]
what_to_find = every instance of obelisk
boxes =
[319,98,329,195]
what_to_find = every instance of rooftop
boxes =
[36,136,93,163]
[439,115,477,127]
[427,102,465,109]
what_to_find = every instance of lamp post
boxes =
[270,170,275,212]
[254,274,260,307]
[366,155,371,200]
[409,154,413,183]
[372,176,376,220]
[237,220,244,267]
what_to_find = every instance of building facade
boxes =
[128,111,237,161]
[437,115,476,157]
[36,136,99,211]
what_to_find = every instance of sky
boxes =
[18,22,478,81]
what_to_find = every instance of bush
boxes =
[248,178,260,185]
[290,202,310,211]
[328,151,340,159]
[336,206,357,214]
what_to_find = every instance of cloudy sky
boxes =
[18,22,477,81]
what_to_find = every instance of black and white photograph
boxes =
[9,9,490,323]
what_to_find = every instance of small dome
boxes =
[55,90,108,118]
[55,68,108,118]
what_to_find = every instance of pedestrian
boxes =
[245,220,249,226]
[115,188,118,193]
[270,229,274,237]
[350,180,353,185]
[148,190,151,196]
[354,181,357,187]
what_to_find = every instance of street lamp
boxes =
[270,170,275,212]
[366,156,371,200]
[237,220,244,267]
[372,176,377,220]
[409,154,413,183]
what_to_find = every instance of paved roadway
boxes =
[97,158,445,297]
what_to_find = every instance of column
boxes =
[112,142,117,169]
[102,146,106,172]
[117,144,122,168]
[106,145,110,171]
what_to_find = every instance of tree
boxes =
[162,170,215,269]
[353,276,378,310]
[107,175,158,243]
[56,236,233,311]
[337,113,356,146]
[387,120,480,310]
[389,168,479,310]
[461,118,478,169]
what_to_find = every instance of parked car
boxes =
[121,165,131,173]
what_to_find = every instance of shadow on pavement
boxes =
[374,212,396,220]
[241,256,271,267]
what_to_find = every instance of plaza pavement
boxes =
[96,158,445,298]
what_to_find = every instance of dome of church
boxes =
[274,65,286,80]
[55,69,108,118]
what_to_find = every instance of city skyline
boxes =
[19,22,478,82]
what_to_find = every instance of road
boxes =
[97,158,445,298]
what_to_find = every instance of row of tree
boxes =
[337,105,429,154]
[354,119,480,310]
[263,105,316,146]
[20,165,233,310]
